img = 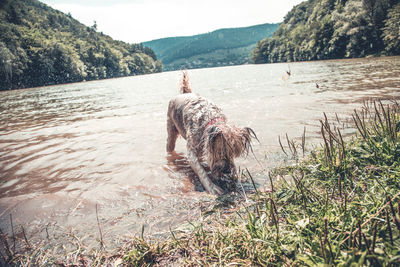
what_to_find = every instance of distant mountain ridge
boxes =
[144,23,279,70]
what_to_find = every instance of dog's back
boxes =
[167,71,224,142]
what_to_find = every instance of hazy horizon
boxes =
[39,0,305,43]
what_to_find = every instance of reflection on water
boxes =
[0,56,399,243]
[165,151,204,192]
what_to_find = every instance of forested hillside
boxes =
[144,23,279,70]
[0,0,162,91]
[251,0,400,64]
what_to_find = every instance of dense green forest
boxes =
[0,0,162,91]
[144,23,278,71]
[251,0,400,64]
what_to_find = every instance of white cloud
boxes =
[41,0,305,43]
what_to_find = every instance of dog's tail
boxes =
[180,70,192,94]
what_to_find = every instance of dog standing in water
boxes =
[166,72,257,195]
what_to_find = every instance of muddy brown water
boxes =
[1,56,399,248]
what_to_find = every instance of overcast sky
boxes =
[39,0,305,43]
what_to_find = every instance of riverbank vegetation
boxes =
[0,0,162,91]
[2,100,399,265]
[252,0,400,64]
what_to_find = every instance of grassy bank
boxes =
[2,100,400,266]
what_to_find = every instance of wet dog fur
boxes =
[166,72,256,195]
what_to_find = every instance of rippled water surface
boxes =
[1,57,399,244]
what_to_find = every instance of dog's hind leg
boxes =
[166,118,179,152]
[187,145,223,195]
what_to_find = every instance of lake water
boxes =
[1,56,399,247]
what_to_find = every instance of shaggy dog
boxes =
[166,72,257,195]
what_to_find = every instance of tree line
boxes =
[251,0,400,64]
[0,0,162,91]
